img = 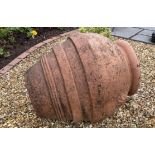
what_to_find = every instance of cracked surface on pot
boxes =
[0,37,155,128]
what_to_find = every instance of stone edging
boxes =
[0,30,78,76]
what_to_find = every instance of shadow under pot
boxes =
[151,32,155,43]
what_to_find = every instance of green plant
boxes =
[0,48,5,57]
[8,35,16,44]
[79,27,112,39]
[57,27,65,31]
[0,48,10,58]
[0,28,9,38]
[0,27,34,40]
[0,27,38,58]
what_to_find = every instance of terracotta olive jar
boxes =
[25,32,140,122]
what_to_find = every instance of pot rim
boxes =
[115,39,140,96]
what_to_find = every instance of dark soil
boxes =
[0,27,77,69]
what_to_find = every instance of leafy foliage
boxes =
[0,27,33,39]
[0,47,10,58]
[57,27,65,30]
[0,27,36,58]
[0,27,72,58]
[79,27,112,39]
[0,48,5,57]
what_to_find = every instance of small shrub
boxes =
[0,48,5,57]
[8,35,16,44]
[0,27,37,40]
[57,27,65,31]
[0,48,10,58]
[79,27,112,39]
[0,28,9,38]
[0,27,38,58]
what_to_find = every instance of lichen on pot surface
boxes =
[25,32,140,122]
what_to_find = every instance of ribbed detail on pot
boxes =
[63,37,94,121]
[41,55,65,121]
[39,36,97,122]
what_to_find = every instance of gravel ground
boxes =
[0,36,155,128]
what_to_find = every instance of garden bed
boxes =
[0,27,76,69]
[0,32,155,127]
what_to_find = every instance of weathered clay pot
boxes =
[25,32,140,122]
